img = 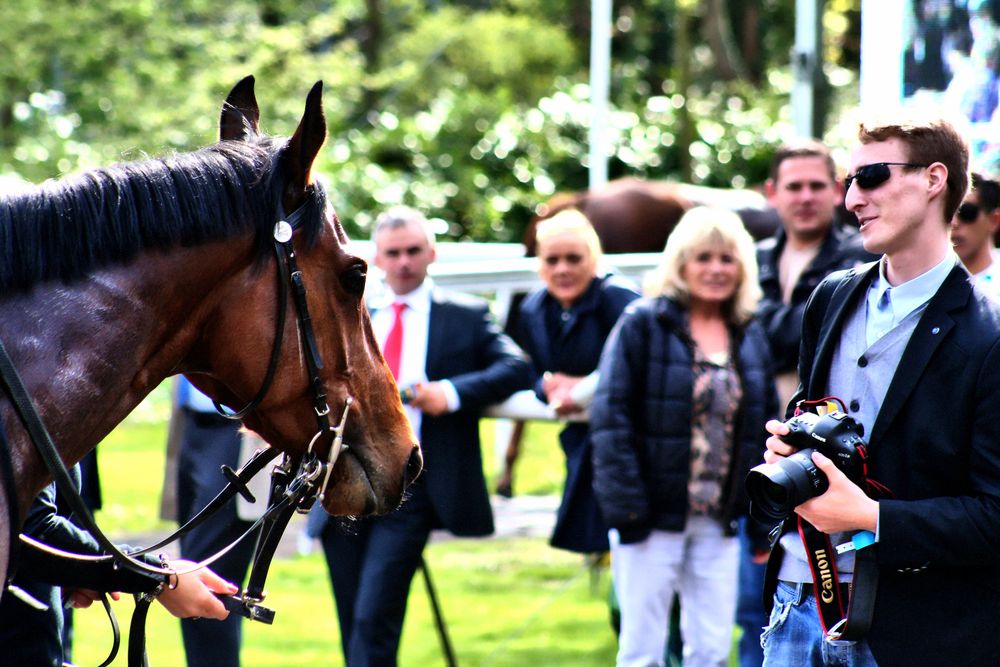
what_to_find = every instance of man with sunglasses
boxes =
[951,172,1000,299]
[739,140,875,667]
[761,116,1000,665]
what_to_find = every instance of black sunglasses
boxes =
[956,201,981,223]
[844,162,928,192]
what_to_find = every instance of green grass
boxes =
[68,390,619,666]
[72,540,617,666]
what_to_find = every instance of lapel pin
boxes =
[931,327,940,335]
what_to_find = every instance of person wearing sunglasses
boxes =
[516,208,640,556]
[761,115,1000,666]
[743,140,877,667]
[950,172,1000,298]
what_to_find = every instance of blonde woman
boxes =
[516,208,640,554]
[591,206,778,666]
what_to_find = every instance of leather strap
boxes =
[128,594,154,667]
[799,517,848,634]
[839,542,878,640]
[278,234,332,435]
[96,593,122,667]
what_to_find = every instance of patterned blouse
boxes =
[688,347,742,519]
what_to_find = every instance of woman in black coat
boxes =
[590,206,778,666]
[517,209,640,554]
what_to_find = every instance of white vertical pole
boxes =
[859,0,906,111]
[791,0,820,138]
[589,0,612,190]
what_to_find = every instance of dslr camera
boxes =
[746,410,867,522]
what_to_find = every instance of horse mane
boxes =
[0,139,326,292]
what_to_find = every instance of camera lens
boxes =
[758,476,789,507]
[746,449,828,522]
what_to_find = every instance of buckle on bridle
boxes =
[302,398,352,510]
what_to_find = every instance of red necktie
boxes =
[383,302,406,380]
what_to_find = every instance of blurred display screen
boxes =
[902,0,1000,172]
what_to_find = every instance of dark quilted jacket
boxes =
[590,296,778,543]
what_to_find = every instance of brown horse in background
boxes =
[521,177,779,256]
[497,178,779,496]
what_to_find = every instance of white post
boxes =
[791,0,821,138]
[859,0,906,111]
[588,0,612,189]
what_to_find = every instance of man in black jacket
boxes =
[762,115,1000,665]
[737,140,876,667]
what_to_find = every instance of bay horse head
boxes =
[176,76,422,516]
[0,77,421,542]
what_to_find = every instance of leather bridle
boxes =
[0,193,354,665]
[213,196,334,437]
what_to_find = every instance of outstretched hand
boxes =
[157,559,239,620]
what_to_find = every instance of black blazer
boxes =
[783,261,1000,666]
[412,289,532,537]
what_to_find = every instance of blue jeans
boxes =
[761,582,878,667]
[736,517,766,667]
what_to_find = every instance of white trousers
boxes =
[611,516,739,667]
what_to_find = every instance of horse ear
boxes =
[220,75,261,142]
[284,81,327,190]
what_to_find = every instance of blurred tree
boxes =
[0,0,862,245]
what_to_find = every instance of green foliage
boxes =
[0,1,862,245]
[0,0,367,181]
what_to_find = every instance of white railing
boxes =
[351,241,660,423]
[352,240,661,327]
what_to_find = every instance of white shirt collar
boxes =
[371,277,434,313]
[870,252,957,321]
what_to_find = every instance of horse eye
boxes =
[340,263,367,296]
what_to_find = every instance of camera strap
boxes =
[799,517,880,642]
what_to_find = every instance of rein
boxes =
[0,196,352,665]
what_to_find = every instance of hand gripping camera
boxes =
[746,410,867,523]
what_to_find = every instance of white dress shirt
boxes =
[369,278,459,434]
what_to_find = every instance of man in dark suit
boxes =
[312,206,531,667]
[761,115,1000,665]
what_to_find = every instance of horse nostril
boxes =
[403,446,423,488]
